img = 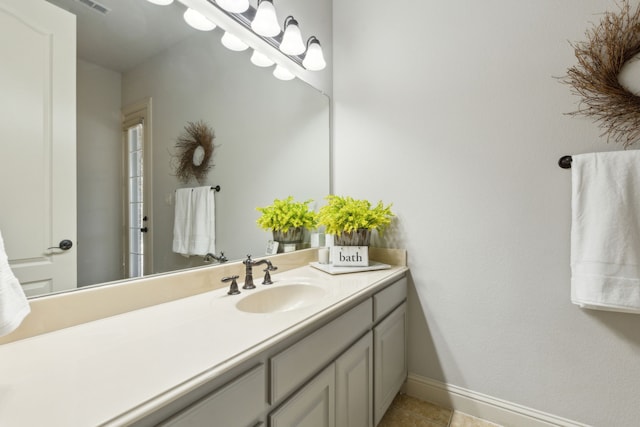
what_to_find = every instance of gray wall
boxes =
[332,1,640,426]
[76,59,122,286]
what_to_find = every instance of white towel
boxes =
[0,229,30,336]
[172,187,216,256]
[571,150,640,313]
[172,188,193,256]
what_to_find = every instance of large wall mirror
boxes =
[16,0,330,297]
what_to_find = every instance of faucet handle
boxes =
[262,264,278,285]
[222,275,240,295]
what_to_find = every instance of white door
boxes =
[0,0,77,296]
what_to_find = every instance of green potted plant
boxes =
[317,195,394,246]
[256,196,318,251]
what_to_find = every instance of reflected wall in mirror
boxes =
[9,0,330,296]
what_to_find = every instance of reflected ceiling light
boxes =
[279,16,305,56]
[216,0,249,14]
[302,36,326,71]
[250,50,275,67]
[183,8,216,31]
[273,64,295,81]
[251,0,280,38]
[146,0,173,5]
[221,32,249,51]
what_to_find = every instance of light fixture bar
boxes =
[176,0,326,85]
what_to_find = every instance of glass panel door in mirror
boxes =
[126,124,144,278]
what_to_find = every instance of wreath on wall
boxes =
[563,0,640,148]
[173,121,215,184]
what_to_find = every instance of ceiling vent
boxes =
[74,0,110,15]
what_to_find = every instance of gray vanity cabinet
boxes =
[151,274,407,427]
[271,276,407,427]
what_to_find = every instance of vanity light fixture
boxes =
[273,64,295,81]
[221,31,249,51]
[279,16,305,56]
[251,0,280,38]
[250,50,275,67]
[215,0,249,14]
[302,36,326,71]
[154,0,326,82]
[183,8,216,31]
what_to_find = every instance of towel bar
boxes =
[558,155,572,169]
[175,185,221,192]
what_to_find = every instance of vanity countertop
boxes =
[0,264,407,426]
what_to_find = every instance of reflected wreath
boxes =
[174,121,215,184]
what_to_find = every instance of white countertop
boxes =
[0,264,406,426]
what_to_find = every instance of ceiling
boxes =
[46,0,196,72]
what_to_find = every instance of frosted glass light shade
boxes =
[251,50,275,67]
[280,17,305,55]
[146,0,173,5]
[221,32,248,51]
[216,0,249,14]
[251,0,280,37]
[303,37,326,71]
[183,8,216,31]
[273,65,295,81]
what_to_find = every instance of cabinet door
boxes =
[374,302,407,425]
[159,364,266,427]
[336,331,373,427]
[270,364,335,427]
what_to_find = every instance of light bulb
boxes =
[146,0,173,5]
[183,8,216,31]
[302,37,326,71]
[273,64,295,81]
[251,50,275,67]
[216,0,249,14]
[251,0,280,37]
[279,16,305,56]
[221,32,248,52]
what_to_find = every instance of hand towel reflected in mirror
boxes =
[172,187,216,257]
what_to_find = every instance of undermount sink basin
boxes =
[236,283,326,314]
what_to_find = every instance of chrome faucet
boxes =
[204,252,228,263]
[242,254,277,289]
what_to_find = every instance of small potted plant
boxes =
[256,196,317,251]
[317,195,394,246]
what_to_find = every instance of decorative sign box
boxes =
[331,246,369,267]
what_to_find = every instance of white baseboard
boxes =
[403,374,591,427]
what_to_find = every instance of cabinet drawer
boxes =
[270,298,372,404]
[373,277,407,323]
[159,364,266,427]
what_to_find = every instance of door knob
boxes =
[48,239,73,251]
[140,227,148,233]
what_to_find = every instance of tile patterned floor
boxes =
[379,393,503,427]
